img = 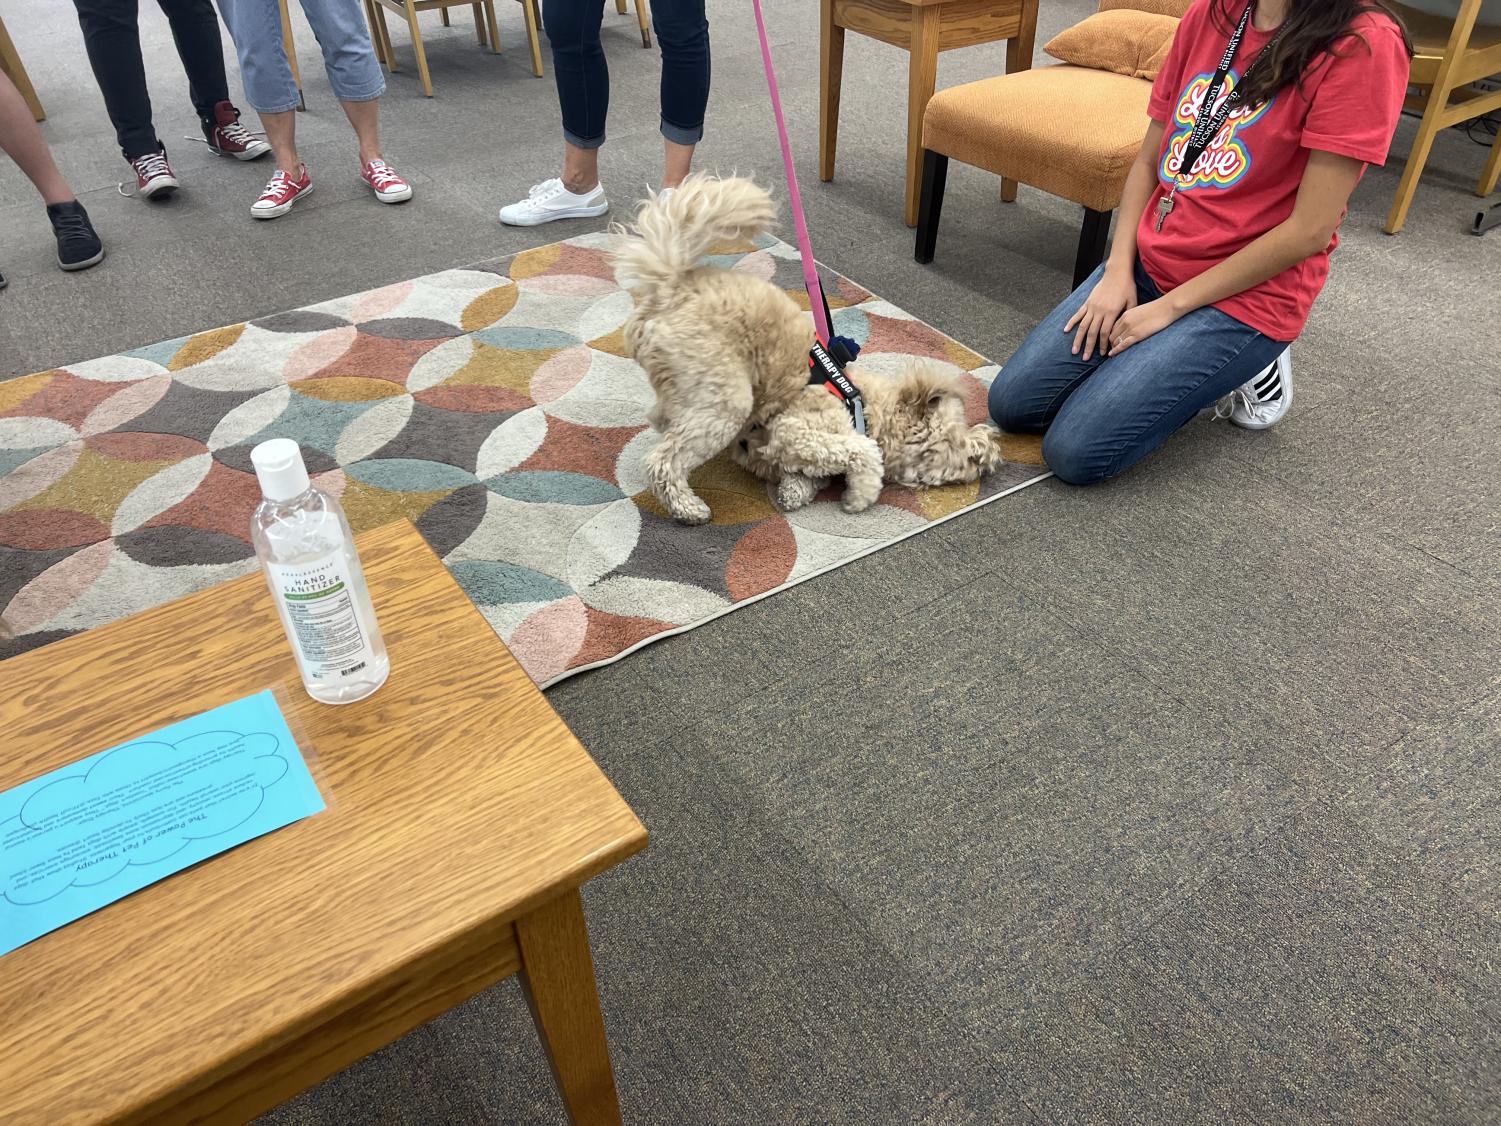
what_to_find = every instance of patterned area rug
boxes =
[0,234,1048,685]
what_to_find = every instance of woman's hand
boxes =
[1063,265,1137,361]
[1106,297,1183,356]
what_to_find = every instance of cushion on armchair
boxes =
[922,66,1153,213]
[1044,10,1180,80]
[1098,0,1193,16]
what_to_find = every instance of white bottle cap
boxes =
[251,438,311,501]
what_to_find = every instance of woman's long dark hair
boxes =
[1213,0,1415,107]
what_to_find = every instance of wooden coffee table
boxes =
[0,521,646,1125]
[820,0,1040,226]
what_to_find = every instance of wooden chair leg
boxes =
[400,0,435,96]
[473,2,487,45]
[914,150,949,264]
[441,5,451,24]
[278,0,306,110]
[521,0,544,76]
[484,0,501,53]
[1478,123,1501,198]
[1386,0,1484,234]
[615,0,626,12]
[635,0,650,48]
[997,0,1035,204]
[373,0,398,71]
[0,18,45,121]
[1074,208,1112,290]
[1385,103,1445,234]
[364,0,387,64]
[819,0,844,183]
[904,5,939,227]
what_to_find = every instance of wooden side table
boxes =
[0,15,44,122]
[820,0,1040,226]
[0,521,646,1125]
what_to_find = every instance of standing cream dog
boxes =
[614,175,1004,524]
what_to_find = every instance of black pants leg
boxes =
[156,0,230,123]
[541,0,609,148]
[73,0,229,160]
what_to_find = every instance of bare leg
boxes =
[340,96,384,165]
[562,140,599,193]
[260,108,302,172]
[0,71,74,204]
[663,138,693,189]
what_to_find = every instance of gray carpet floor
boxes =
[3,0,1499,1121]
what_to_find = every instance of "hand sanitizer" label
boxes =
[265,553,378,684]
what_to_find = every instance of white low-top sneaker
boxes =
[499,178,608,226]
[1216,349,1294,430]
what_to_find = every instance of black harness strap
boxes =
[808,338,866,436]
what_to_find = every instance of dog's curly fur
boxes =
[613,175,1005,524]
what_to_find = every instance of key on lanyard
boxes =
[1154,188,1176,232]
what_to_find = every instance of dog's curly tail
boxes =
[611,174,776,300]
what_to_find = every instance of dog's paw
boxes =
[671,498,713,525]
[776,474,820,511]
[841,492,879,514]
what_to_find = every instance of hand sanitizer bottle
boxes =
[250,439,389,704]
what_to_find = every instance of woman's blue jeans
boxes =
[542,0,709,149]
[990,261,1288,485]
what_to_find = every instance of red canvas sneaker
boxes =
[361,159,413,204]
[129,146,179,200]
[251,166,313,220]
[204,101,271,161]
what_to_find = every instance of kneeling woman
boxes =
[990,0,1410,485]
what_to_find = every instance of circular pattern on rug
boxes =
[0,244,1047,679]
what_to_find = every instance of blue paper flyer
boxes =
[1,690,324,956]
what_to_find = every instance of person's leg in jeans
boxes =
[545,0,608,191]
[156,0,266,159]
[217,0,303,159]
[650,0,708,189]
[0,70,105,276]
[1038,309,1285,484]
[295,0,390,165]
[75,0,263,187]
[218,0,404,215]
[156,0,232,121]
[499,0,610,225]
[989,263,1123,435]
[72,0,160,160]
[991,262,1286,485]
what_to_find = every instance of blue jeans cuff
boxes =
[660,118,703,146]
[564,127,606,150]
[333,79,386,104]
[252,95,304,114]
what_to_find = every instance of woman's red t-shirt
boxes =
[1136,0,1410,341]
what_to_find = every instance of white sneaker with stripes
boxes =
[1216,349,1293,430]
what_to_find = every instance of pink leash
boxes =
[750,0,832,346]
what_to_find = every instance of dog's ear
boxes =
[896,364,966,414]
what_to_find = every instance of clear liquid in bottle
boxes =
[249,439,389,705]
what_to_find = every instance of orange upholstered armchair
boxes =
[915,0,1192,287]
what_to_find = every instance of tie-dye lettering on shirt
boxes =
[1134,0,1410,341]
[1160,71,1274,190]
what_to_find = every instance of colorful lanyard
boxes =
[1155,0,1283,231]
